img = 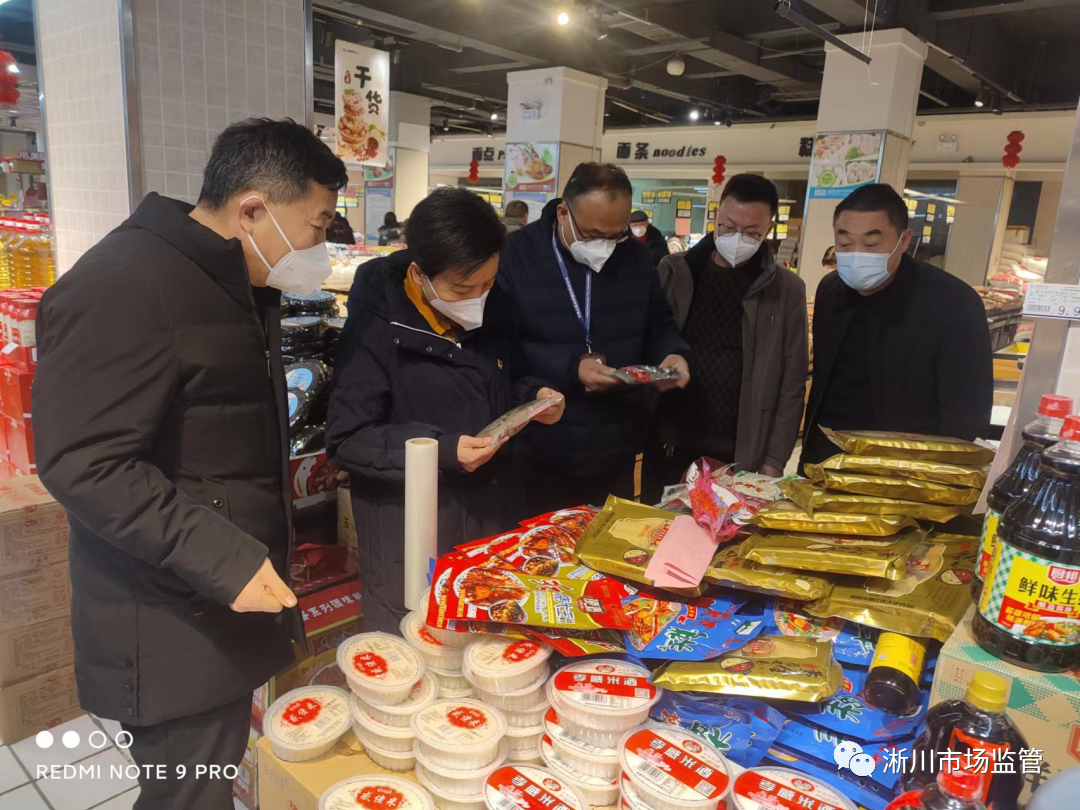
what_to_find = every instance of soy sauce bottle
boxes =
[973,394,1073,602]
[973,414,1080,672]
[865,632,925,716]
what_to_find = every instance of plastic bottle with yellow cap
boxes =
[902,672,1027,810]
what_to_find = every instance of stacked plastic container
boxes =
[263,686,353,763]
[483,764,588,810]
[411,588,475,698]
[618,723,732,810]
[320,774,435,810]
[462,636,554,764]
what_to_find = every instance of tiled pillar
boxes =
[36,0,309,274]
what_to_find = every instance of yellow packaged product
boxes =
[750,499,918,536]
[739,527,926,581]
[650,635,843,703]
[780,477,961,522]
[807,469,981,506]
[804,538,977,642]
[810,453,990,489]
[820,428,996,466]
[705,542,834,601]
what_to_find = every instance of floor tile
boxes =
[91,788,139,810]
[0,784,48,809]
[0,746,29,794]
[36,749,137,810]
[12,716,108,777]
[90,718,124,747]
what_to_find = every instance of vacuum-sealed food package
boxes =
[602,365,682,384]
[705,542,835,602]
[810,453,990,489]
[739,527,926,581]
[623,593,757,660]
[779,477,961,522]
[820,428,996,466]
[762,599,877,667]
[807,469,982,506]
[750,500,918,536]
[651,691,784,769]
[478,396,564,445]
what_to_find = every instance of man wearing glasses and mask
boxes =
[498,163,690,513]
[643,174,808,501]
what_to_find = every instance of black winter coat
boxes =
[802,254,993,466]
[326,251,549,631]
[33,194,299,726]
[642,224,669,269]
[498,200,690,476]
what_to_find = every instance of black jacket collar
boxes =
[834,252,919,325]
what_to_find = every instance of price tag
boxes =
[1023,283,1080,320]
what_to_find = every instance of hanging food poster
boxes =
[365,148,395,188]
[505,143,559,194]
[335,40,390,168]
[808,131,885,199]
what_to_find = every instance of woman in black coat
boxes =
[327,188,564,631]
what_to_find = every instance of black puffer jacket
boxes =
[497,199,690,476]
[33,194,299,727]
[326,251,549,630]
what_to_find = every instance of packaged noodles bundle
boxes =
[750,499,918,536]
[809,453,990,489]
[804,538,978,642]
[739,527,927,581]
[808,469,982,506]
[821,427,996,466]
[780,477,960,522]
[651,635,844,703]
[706,542,835,601]
[651,692,785,769]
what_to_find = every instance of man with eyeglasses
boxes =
[498,162,690,513]
[642,174,808,501]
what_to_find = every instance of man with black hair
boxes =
[801,182,992,466]
[643,174,808,500]
[498,162,690,513]
[33,118,347,809]
[504,199,529,233]
[328,187,563,630]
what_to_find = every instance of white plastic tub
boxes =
[462,637,553,693]
[413,739,509,795]
[416,763,488,810]
[351,700,417,753]
[402,611,467,670]
[502,698,549,730]
[728,766,857,810]
[439,684,474,699]
[355,729,417,772]
[543,708,620,780]
[504,724,544,762]
[320,774,434,810]
[351,673,439,729]
[264,686,352,763]
[483,765,587,810]
[411,698,508,772]
[539,735,619,808]
[619,724,731,810]
[415,587,473,649]
[620,775,654,810]
[551,713,622,750]
[473,674,549,710]
[430,665,471,693]
[337,632,426,706]
[547,659,660,734]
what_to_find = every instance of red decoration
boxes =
[712,155,726,185]
[0,51,18,108]
[468,159,480,184]
[1006,131,1026,144]
[1002,131,1024,169]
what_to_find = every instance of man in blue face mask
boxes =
[801,183,993,467]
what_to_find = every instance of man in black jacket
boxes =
[33,119,347,810]
[801,183,993,467]
[630,209,668,269]
[499,163,690,513]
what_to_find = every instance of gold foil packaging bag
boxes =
[739,527,927,581]
[705,542,835,601]
[811,453,990,489]
[780,477,961,522]
[805,469,982,506]
[651,635,843,703]
[750,499,919,536]
[821,428,996,466]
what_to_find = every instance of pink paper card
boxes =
[644,514,718,589]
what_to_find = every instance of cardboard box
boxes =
[931,608,1080,802]
[0,560,70,633]
[336,486,358,569]
[258,733,422,810]
[0,366,33,425]
[4,416,34,476]
[0,615,74,687]
[0,665,82,744]
[0,475,69,576]
[234,725,262,810]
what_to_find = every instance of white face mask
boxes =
[835,238,903,292]
[631,224,648,238]
[423,274,488,331]
[563,208,617,273]
[242,197,333,296]
[714,229,763,267]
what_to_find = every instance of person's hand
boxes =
[533,388,565,425]
[760,464,784,478]
[458,435,505,472]
[656,354,691,392]
[578,357,621,392]
[230,558,297,614]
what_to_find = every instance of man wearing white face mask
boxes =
[32,119,348,809]
[642,175,808,500]
[801,183,992,466]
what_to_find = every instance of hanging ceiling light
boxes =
[688,109,700,121]
[556,9,570,25]
[975,86,989,108]
[666,55,685,76]
[490,112,499,120]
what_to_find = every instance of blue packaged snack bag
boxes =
[624,592,757,659]
[781,666,928,743]
[763,747,895,810]
[774,716,908,791]
[765,598,878,667]
[651,691,784,769]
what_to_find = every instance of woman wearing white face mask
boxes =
[326,187,564,632]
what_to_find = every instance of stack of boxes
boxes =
[0,287,46,479]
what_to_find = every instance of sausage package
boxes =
[807,469,982,506]
[821,428,997,466]
[651,691,785,769]
[738,527,927,581]
[650,635,843,703]
[705,542,835,602]
[779,477,961,523]
[750,500,918,536]
[804,539,978,642]
[623,593,758,660]
[809,453,990,489]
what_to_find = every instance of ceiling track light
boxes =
[689,108,700,121]
[666,54,686,76]
[975,86,989,108]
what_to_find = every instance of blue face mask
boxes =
[835,238,902,292]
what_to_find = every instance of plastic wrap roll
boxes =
[405,438,439,611]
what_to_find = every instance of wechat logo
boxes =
[833,740,876,778]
